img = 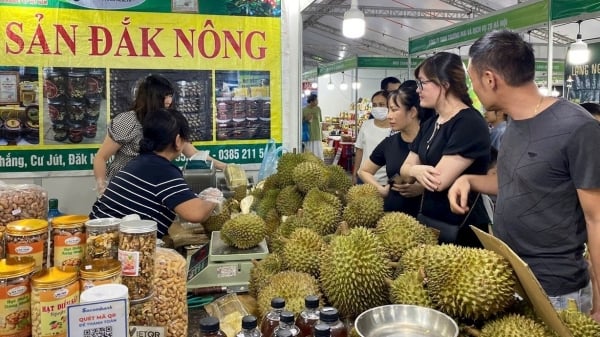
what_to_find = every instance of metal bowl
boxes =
[355,305,459,337]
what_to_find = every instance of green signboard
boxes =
[551,0,600,21]
[409,0,548,55]
[317,58,358,76]
[356,57,424,68]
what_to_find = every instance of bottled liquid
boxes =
[260,297,286,337]
[318,308,348,337]
[237,315,262,337]
[272,311,300,337]
[313,323,331,337]
[276,331,293,337]
[296,295,320,337]
[199,316,227,337]
[47,198,62,268]
[47,198,64,222]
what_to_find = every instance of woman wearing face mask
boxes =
[358,82,434,215]
[352,90,391,185]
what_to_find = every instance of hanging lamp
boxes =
[567,20,590,65]
[342,0,365,39]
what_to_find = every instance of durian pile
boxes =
[199,152,600,337]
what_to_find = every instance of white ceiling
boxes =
[301,0,600,70]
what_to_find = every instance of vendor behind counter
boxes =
[89,108,225,238]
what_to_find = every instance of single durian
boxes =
[398,244,434,274]
[256,188,280,218]
[282,227,325,278]
[201,201,232,234]
[232,185,248,202]
[276,153,307,188]
[345,184,380,204]
[556,299,600,337]
[276,185,304,216]
[342,195,384,228]
[481,314,550,337]
[257,271,321,317]
[374,212,438,262]
[268,213,307,254]
[424,245,516,321]
[302,189,342,235]
[221,214,266,249]
[326,164,353,194]
[249,253,284,297]
[293,161,329,193]
[320,227,391,318]
[387,271,432,307]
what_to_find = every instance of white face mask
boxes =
[371,107,389,121]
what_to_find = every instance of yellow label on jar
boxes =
[38,282,79,337]
[7,241,44,270]
[0,279,31,337]
[53,233,85,269]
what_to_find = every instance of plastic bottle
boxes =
[260,297,286,337]
[272,311,299,337]
[317,308,347,337]
[47,198,64,222]
[199,316,227,337]
[275,330,293,337]
[237,315,262,337]
[296,295,320,337]
[313,323,331,337]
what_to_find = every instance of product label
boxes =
[53,233,85,269]
[118,250,140,277]
[7,241,44,270]
[0,280,31,337]
[39,282,79,337]
[79,278,113,292]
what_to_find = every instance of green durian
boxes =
[481,314,550,337]
[388,271,432,307]
[557,300,600,337]
[249,253,284,297]
[276,185,304,216]
[221,213,266,249]
[326,164,353,194]
[282,227,325,278]
[293,161,329,193]
[374,212,438,262]
[342,195,384,228]
[345,184,380,204]
[302,188,342,235]
[257,271,321,317]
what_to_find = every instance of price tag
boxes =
[67,298,128,337]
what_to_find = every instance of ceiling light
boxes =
[304,89,311,96]
[342,0,365,39]
[311,82,318,89]
[567,20,590,65]
[340,72,348,90]
[327,75,335,90]
[352,81,361,89]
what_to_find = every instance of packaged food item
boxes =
[129,295,155,326]
[79,258,122,291]
[153,248,188,337]
[5,219,49,271]
[0,226,5,259]
[118,219,157,300]
[0,256,35,337]
[51,215,88,269]
[85,218,120,260]
[0,184,48,225]
[31,267,79,337]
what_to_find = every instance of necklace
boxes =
[534,96,544,116]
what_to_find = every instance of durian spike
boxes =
[336,221,350,235]
[388,261,400,270]
[384,278,394,287]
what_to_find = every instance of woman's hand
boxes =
[409,165,441,191]
[393,182,424,198]
[377,184,391,198]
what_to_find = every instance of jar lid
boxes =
[271,297,285,309]
[241,315,258,330]
[85,218,120,228]
[52,215,88,228]
[199,316,220,332]
[305,295,320,308]
[6,219,48,235]
[67,71,86,77]
[80,258,121,278]
[119,219,157,234]
[280,311,294,324]
[314,323,331,337]
[0,256,36,278]
[32,267,78,288]
[319,307,339,323]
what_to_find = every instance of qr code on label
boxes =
[83,326,113,337]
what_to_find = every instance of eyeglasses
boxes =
[416,79,434,90]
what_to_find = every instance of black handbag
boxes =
[417,193,480,244]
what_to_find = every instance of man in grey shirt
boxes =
[448,30,600,322]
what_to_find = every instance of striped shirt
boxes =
[90,153,197,237]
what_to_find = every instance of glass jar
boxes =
[0,256,35,337]
[44,71,67,99]
[51,215,88,270]
[24,120,40,144]
[86,70,105,96]
[0,226,5,259]
[232,97,247,121]
[48,100,67,124]
[84,120,97,138]
[52,124,68,142]
[85,218,120,260]
[5,219,49,271]
[79,258,122,291]
[25,104,40,123]
[260,100,271,120]
[68,124,84,143]
[216,98,233,121]
[67,99,86,123]
[67,71,87,99]
[85,94,102,121]
[247,99,262,121]
[31,267,79,337]
[129,296,155,326]
[118,220,157,301]
[2,118,21,143]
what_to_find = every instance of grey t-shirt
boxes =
[494,99,600,296]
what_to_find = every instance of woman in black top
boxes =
[400,52,491,247]
[358,81,433,216]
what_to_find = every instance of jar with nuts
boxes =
[31,267,79,337]
[0,183,49,224]
[67,71,87,99]
[79,258,122,291]
[0,225,5,259]
[129,295,156,326]
[51,215,88,270]
[118,219,157,301]
[5,219,49,271]
[84,218,120,260]
[0,256,35,337]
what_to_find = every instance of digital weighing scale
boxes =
[186,231,269,292]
